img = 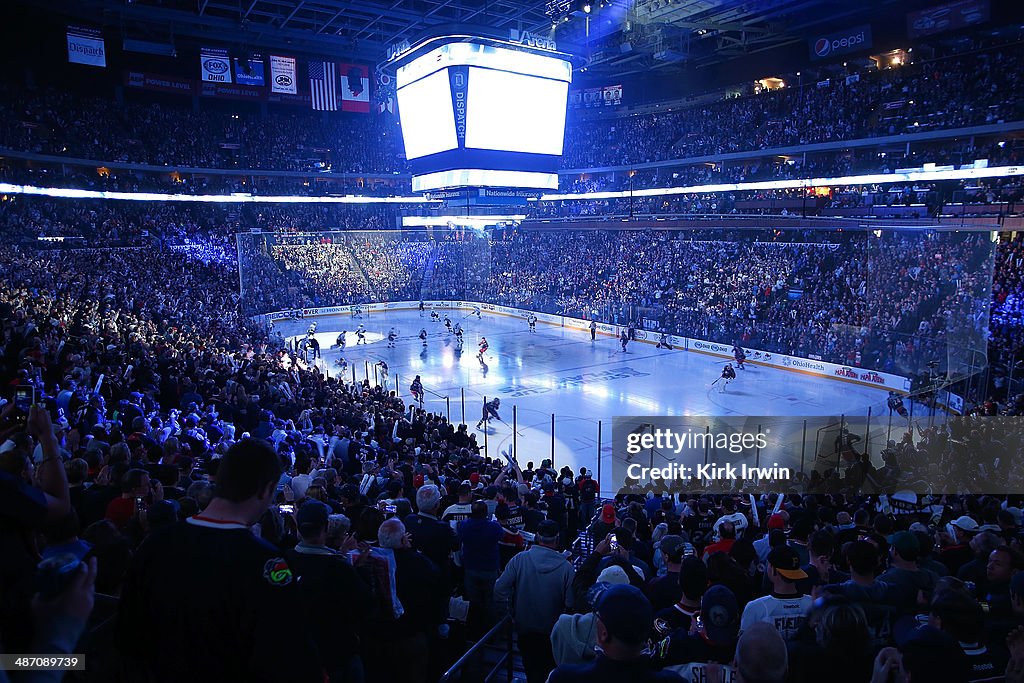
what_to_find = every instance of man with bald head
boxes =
[367,518,446,683]
[735,622,788,683]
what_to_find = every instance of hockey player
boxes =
[590,320,597,341]
[887,391,909,418]
[444,316,453,333]
[717,364,737,393]
[410,375,424,406]
[387,327,397,349]
[307,321,318,336]
[477,337,489,361]
[419,328,428,347]
[454,326,464,347]
[418,300,425,316]
[620,329,629,352]
[656,333,673,350]
[351,305,362,319]
[473,306,482,319]
[307,334,321,359]
[375,360,389,388]
[476,397,502,430]
[732,345,747,370]
[627,321,636,341]
[430,309,440,323]
[334,356,349,372]
[527,314,537,333]
[335,331,347,350]
[356,324,367,345]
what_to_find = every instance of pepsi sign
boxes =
[809,24,872,60]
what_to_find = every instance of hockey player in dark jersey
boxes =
[444,316,453,333]
[620,329,629,352]
[527,314,538,333]
[887,391,909,418]
[375,360,389,388]
[419,328,428,347]
[476,397,502,430]
[716,364,737,393]
[334,330,346,350]
[732,345,746,370]
[387,327,397,349]
[478,337,489,361]
[410,376,424,405]
[657,333,673,350]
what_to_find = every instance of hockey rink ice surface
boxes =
[279,310,899,488]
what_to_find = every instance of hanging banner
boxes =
[339,63,371,113]
[908,0,990,38]
[67,26,106,67]
[200,47,232,83]
[269,54,297,94]
[809,24,872,61]
[233,55,265,86]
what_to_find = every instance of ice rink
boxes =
[278,309,911,489]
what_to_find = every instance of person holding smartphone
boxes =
[0,405,71,654]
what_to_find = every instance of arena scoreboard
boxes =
[391,38,573,193]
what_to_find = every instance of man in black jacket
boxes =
[286,500,374,683]
[116,438,321,682]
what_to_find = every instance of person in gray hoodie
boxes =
[495,519,575,683]
[551,567,632,666]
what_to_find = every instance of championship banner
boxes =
[339,63,370,113]
[233,54,265,86]
[67,26,106,67]
[269,55,297,94]
[200,47,232,83]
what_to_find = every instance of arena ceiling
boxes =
[26,0,933,76]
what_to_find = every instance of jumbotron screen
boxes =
[395,42,572,193]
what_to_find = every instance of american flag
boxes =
[308,61,337,111]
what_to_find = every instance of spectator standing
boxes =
[740,546,812,641]
[547,584,683,683]
[116,438,321,681]
[494,520,574,683]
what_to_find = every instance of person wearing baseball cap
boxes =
[650,584,739,678]
[940,516,979,575]
[547,584,683,682]
[588,503,618,541]
[740,546,812,641]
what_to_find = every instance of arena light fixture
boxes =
[534,164,1024,201]
[0,184,439,204]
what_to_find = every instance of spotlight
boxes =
[583,2,591,12]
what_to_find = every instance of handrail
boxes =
[438,614,515,683]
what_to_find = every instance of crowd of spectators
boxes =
[0,85,406,173]
[0,41,1019,186]
[562,44,1024,168]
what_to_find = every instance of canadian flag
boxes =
[339,63,370,113]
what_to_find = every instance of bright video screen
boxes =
[396,70,458,160]
[464,67,568,156]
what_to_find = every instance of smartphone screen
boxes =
[279,504,295,514]
[14,386,34,413]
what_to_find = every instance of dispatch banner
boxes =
[67,26,105,67]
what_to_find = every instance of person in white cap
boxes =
[550,569,631,666]
[939,515,979,575]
